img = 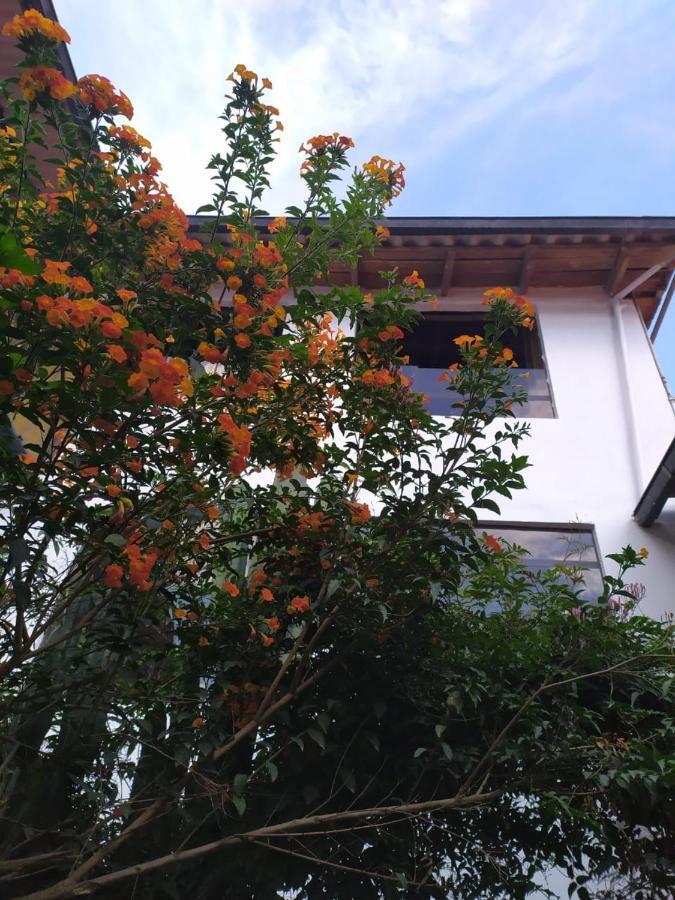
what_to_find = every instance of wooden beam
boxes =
[606,244,630,294]
[519,246,533,294]
[440,249,456,295]
[613,249,675,300]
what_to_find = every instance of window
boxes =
[399,312,555,417]
[479,523,603,601]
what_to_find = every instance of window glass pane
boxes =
[481,525,602,601]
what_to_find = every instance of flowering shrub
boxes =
[0,12,673,900]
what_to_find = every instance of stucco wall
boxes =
[429,286,675,619]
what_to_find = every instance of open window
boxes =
[400,311,555,417]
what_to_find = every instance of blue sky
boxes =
[56,0,675,386]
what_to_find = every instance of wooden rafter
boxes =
[440,249,456,295]
[613,248,675,300]
[519,246,533,294]
[607,244,630,295]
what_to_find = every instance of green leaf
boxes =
[414,747,427,758]
[233,773,247,796]
[307,727,326,750]
[0,230,40,275]
[232,794,246,816]
[104,534,126,547]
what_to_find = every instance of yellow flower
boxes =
[453,334,474,347]
[639,547,649,558]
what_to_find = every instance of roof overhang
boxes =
[188,215,675,327]
[634,436,675,527]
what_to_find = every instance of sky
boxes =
[56,0,675,387]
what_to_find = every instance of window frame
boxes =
[397,305,557,419]
[475,520,605,596]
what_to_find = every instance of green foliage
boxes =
[0,13,672,900]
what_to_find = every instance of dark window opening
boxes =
[400,311,554,417]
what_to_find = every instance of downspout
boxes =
[611,294,644,499]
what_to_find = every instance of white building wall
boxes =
[435,286,675,619]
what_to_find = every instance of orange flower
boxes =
[109,125,149,150]
[403,270,425,289]
[260,587,274,602]
[261,634,274,647]
[192,716,206,729]
[104,564,124,589]
[229,454,247,476]
[101,321,123,339]
[19,66,75,101]
[234,333,251,349]
[2,9,70,42]
[363,155,405,199]
[453,334,475,348]
[346,501,371,524]
[198,636,210,647]
[116,288,137,303]
[375,225,391,240]
[174,608,187,619]
[107,344,127,363]
[484,534,501,553]
[222,581,240,597]
[377,325,404,342]
[226,275,243,291]
[268,216,287,233]
[639,547,649,558]
[287,595,310,614]
[78,74,133,118]
[106,484,122,498]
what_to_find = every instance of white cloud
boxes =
[56,0,666,214]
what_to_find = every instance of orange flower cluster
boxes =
[109,124,150,150]
[19,66,75,101]
[299,133,354,172]
[453,334,482,349]
[42,259,92,293]
[377,324,404,342]
[403,270,425,289]
[287,595,310,614]
[37,295,128,334]
[300,133,355,154]
[484,534,502,553]
[128,349,193,407]
[123,542,159,591]
[482,287,535,330]
[77,74,133,119]
[267,216,287,233]
[360,368,395,388]
[217,414,252,476]
[2,9,70,43]
[363,155,405,200]
[346,501,371,524]
[0,267,36,289]
[229,62,259,82]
